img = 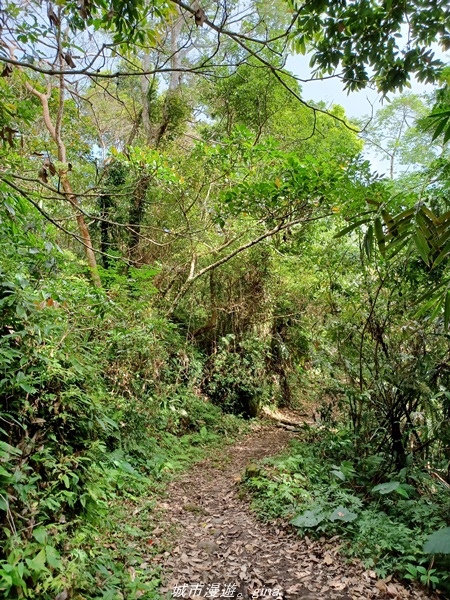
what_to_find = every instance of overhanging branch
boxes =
[166,210,332,314]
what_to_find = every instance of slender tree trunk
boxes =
[61,173,101,286]
[391,416,406,470]
[128,173,150,263]
[99,194,111,269]
[25,73,101,287]
[140,54,155,145]
[154,9,186,147]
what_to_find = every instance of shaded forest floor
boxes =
[145,421,440,600]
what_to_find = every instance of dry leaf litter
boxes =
[151,423,441,600]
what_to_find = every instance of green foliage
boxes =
[424,108,450,145]
[405,564,441,588]
[422,79,450,144]
[1,0,172,49]
[360,93,439,178]
[338,197,450,333]
[0,1,449,595]
[424,527,450,554]
[291,504,358,527]
[289,0,448,93]
[199,62,362,161]
[205,335,271,417]
[244,430,450,587]
[372,481,410,498]
[0,186,245,597]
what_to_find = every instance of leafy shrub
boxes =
[204,334,271,417]
[0,192,245,598]
[243,428,450,590]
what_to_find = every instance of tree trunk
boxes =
[128,173,151,264]
[140,54,155,145]
[60,172,102,287]
[25,75,101,287]
[99,194,111,270]
[391,417,406,470]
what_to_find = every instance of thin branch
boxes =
[2,177,130,264]
[167,211,332,314]
[170,0,358,134]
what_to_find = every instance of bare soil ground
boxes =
[151,423,440,600]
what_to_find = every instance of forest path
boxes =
[152,423,436,600]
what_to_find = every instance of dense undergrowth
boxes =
[1,30,450,598]
[243,424,450,594]
[0,193,245,598]
[3,186,450,597]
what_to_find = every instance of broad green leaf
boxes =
[363,225,374,259]
[430,116,448,141]
[374,218,385,256]
[427,109,450,120]
[334,218,370,238]
[445,291,450,330]
[4,202,15,216]
[372,481,401,494]
[45,545,62,569]
[432,240,450,269]
[431,294,444,320]
[0,441,22,456]
[416,211,434,241]
[331,469,346,481]
[434,226,450,250]
[26,548,47,573]
[19,383,37,394]
[414,230,430,265]
[420,205,438,225]
[394,485,409,498]
[437,210,450,227]
[424,527,450,554]
[32,527,47,545]
[381,209,395,233]
[1,573,13,588]
[15,304,27,319]
[113,460,139,475]
[444,125,450,144]
[393,207,415,228]
[328,505,357,522]
[291,510,324,528]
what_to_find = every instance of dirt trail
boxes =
[152,424,439,600]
